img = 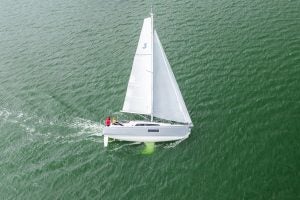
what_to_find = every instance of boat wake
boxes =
[163,139,187,149]
[1,107,185,149]
[68,117,103,137]
[67,117,104,143]
[0,107,104,143]
[109,142,142,152]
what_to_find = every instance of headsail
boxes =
[122,17,153,115]
[153,31,192,124]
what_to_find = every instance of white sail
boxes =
[153,31,192,124]
[122,17,153,115]
[122,16,192,124]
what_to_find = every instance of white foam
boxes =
[68,117,104,136]
[163,138,186,149]
[0,107,105,144]
[110,142,142,151]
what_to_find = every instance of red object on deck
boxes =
[105,117,111,126]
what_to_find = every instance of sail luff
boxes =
[150,12,154,122]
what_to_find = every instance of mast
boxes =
[150,9,154,122]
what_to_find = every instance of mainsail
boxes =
[122,15,192,125]
[122,17,153,115]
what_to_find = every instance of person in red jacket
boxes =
[105,116,111,126]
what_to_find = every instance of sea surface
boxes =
[0,0,299,199]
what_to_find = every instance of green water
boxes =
[0,0,299,199]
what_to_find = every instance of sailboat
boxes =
[103,11,193,147]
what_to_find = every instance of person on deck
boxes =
[112,117,116,124]
[105,116,111,126]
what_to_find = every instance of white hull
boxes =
[103,121,191,146]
